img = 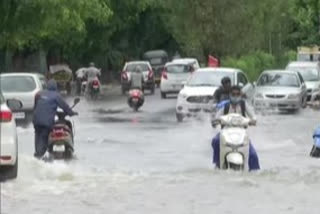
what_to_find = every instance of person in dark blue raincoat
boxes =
[33,79,77,159]
[211,86,260,171]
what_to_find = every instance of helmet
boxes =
[89,62,95,67]
[221,77,231,85]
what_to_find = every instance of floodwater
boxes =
[2,89,320,214]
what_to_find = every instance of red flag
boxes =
[208,55,220,67]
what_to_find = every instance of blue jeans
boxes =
[34,125,51,158]
[212,133,260,171]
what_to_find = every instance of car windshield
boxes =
[126,63,149,71]
[288,66,319,81]
[166,64,191,73]
[0,76,37,92]
[258,73,300,87]
[187,71,234,87]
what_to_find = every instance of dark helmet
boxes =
[221,77,231,85]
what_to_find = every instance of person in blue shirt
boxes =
[32,79,78,159]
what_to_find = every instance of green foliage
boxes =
[222,52,276,81]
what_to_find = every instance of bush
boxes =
[222,51,276,81]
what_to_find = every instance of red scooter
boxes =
[128,89,144,111]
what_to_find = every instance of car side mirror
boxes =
[7,99,23,111]
[238,82,244,88]
[74,97,80,105]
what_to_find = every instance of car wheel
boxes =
[1,158,18,180]
[176,113,183,122]
[161,92,166,99]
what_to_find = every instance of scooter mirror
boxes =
[74,97,80,105]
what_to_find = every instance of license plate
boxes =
[13,112,25,119]
[53,145,65,152]
[132,98,139,102]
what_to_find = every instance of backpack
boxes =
[224,100,246,117]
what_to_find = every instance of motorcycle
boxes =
[89,79,100,100]
[48,98,80,160]
[128,89,144,111]
[81,80,87,96]
[217,113,251,170]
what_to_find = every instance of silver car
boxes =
[0,73,47,123]
[286,61,320,101]
[253,70,308,112]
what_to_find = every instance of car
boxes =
[0,92,23,180]
[286,61,320,101]
[253,70,308,112]
[172,58,200,71]
[176,67,253,122]
[160,62,195,99]
[143,50,169,87]
[0,73,47,124]
[121,61,155,94]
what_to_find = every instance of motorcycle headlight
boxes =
[255,93,264,99]
[288,94,299,99]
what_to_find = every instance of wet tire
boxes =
[176,113,183,122]
[161,92,166,99]
[0,159,18,181]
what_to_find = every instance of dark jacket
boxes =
[213,86,230,103]
[33,80,74,128]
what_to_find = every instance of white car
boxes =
[172,58,200,70]
[0,73,46,123]
[0,92,22,180]
[160,62,194,98]
[286,61,320,101]
[176,68,253,122]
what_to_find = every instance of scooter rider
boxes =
[130,65,144,90]
[85,62,101,94]
[33,79,78,159]
[213,76,232,103]
[212,85,260,170]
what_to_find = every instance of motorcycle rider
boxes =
[212,85,260,170]
[33,79,78,159]
[130,65,144,90]
[213,76,232,103]
[75,68,86,96]
[85,62,101,94]
[128,65,144,107]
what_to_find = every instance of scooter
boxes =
[48,98,80,160]
[128,89,144,111]
[89,79,100,100]
[218,113,251,170]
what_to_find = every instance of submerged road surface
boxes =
[2,88,320,214]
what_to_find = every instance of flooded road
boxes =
[2,89,320,214]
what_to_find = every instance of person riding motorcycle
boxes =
[85,62,101,94]
[75,68,86,96]
[130,65,144,90]
[211,85,260,171]
[213,76,232,103]
[33,79,78,159]
[128,65,145,107]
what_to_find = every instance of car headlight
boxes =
[178,93,188,99]
[288,94,300,99]
[255,93,263,99]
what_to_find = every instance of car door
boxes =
[297,72,308,102]
[237,71,254,100]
